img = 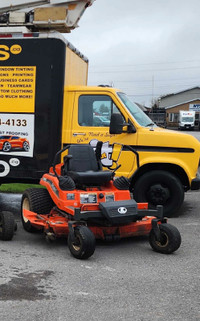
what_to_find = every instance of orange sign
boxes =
[0,66,36,113]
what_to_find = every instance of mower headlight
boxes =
[80,193,97,204]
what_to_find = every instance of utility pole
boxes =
[152,75,154,101]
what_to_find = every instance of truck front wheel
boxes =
[133,170,184,217]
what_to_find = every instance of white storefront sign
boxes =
[189,104,200,111]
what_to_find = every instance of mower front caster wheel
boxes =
[68,226,96,259]
[149,223,181,254]
[0,211,15,241]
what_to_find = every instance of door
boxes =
[70,92,138,176]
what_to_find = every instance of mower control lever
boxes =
[52,144,70,178]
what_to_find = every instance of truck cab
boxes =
[62,85,200,216]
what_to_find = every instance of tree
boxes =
[99,104,109,114]
[151,98,160,109]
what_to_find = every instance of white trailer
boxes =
[178,110,195,130]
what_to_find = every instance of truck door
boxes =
[70,92,137,176]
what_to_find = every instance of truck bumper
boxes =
[191,173,200,190]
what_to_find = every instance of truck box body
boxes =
[178,110,195,130]
[0,34,88,182]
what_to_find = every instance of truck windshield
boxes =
[182,117,194,122]
[117,92,156,127]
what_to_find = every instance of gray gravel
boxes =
[0,189,199,321]
[0,129,200,321]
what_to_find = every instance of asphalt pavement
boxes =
[0,130,200,321]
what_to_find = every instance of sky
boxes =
[66,0,200,106]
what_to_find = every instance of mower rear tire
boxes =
[0,211,15,241]
[68,226,96,259]
[21,188,54,233]
[149,223,181,254]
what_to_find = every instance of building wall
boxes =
[166,99,200,127]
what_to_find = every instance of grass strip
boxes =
[0,183,43,194]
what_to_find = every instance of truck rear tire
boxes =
[21,188,54,232]
[133,170,184,217]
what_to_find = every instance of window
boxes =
[78,95,123,127]
[117,92,155,127]
[169,113,173,122]
[195,113,199,126]
[174,113,179,122]
[169,113,178,122]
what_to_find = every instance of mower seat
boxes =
[62,144,113,186]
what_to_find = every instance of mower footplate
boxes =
[23,209,46,229]
[23,209,69,236]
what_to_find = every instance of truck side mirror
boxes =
[109,113,136,134]
[109,113,124,134]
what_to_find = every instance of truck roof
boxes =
[0,31,89,63]
[65,85,121,93]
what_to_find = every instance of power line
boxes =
[112,76,200,83]
[89,65,200,74]
[116,83,200,89]
[90,59,200,68]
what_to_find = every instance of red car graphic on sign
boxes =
[0,135,30,152]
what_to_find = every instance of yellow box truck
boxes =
[0,32,200,217]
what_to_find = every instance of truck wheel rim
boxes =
[147,184,170,204]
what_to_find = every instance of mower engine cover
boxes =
[99,199,138,225]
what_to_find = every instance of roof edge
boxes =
[164,98,200,109]
[160,86,200,99]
